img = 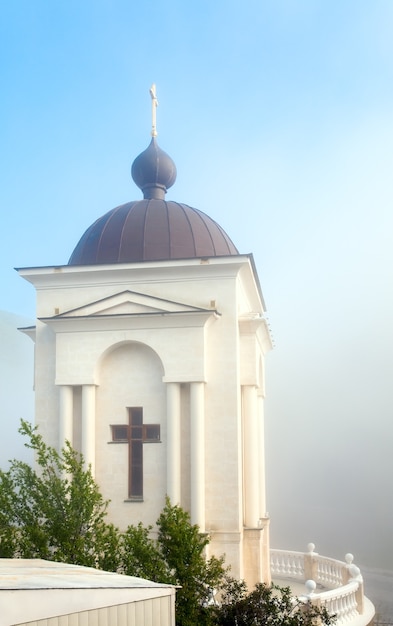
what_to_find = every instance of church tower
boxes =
[18,88,273,587]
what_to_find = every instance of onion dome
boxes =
[68,137,238,265]
[131,137,176,200]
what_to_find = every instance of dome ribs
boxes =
[143,199,171,260]
[95,204,131,263]
[186,206,219,256]
[120,201,148,262]
[68,212,113,265]
[68,200,238,265]
[167,202,197,258]
[202,213,238,255]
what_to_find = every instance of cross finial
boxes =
[149,83,158,137]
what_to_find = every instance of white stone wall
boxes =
[96,342,167,528]
[19,255,272,585]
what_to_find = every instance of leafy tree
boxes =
[121,498,227,626]
[0,424,336,626]
[215,578,336,626]
[157,498,226,626]
[0,420,120,569]
[120,521,171,582]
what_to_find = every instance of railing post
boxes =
[345,552,365,614]
[300,580,322,626]
[270,547,372,624]
[348,562,364,615]
[304,543,318,582]
[344,553,354,583]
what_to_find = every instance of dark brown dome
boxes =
[68,200,238,264]
[68,137,238,265]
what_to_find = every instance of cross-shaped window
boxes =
[111,407,160,500]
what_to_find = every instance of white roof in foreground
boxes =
[0,558,168,590]
[0,559,176,626]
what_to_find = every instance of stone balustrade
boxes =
[270,544,373,625]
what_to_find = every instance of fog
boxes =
[262,270,393,570]
[0,312,34,467]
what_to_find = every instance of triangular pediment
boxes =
[55,290,210,318]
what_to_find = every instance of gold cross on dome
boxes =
[149,83,158,137]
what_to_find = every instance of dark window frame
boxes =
[110,407,161,500]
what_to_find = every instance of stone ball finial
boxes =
[305,580,317,596]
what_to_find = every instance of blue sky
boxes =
[1,1,393,570]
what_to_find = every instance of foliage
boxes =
[0,420,120,569]
[120,521,171,582]
[0,424,226,624]
[216,578,336,626]
[0,424,336,626]
[121,497,227,626]
[157,498,227,626]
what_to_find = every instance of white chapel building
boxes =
[18,107,273,587]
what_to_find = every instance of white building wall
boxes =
[96,342,167,528]
[19,256,272,585]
